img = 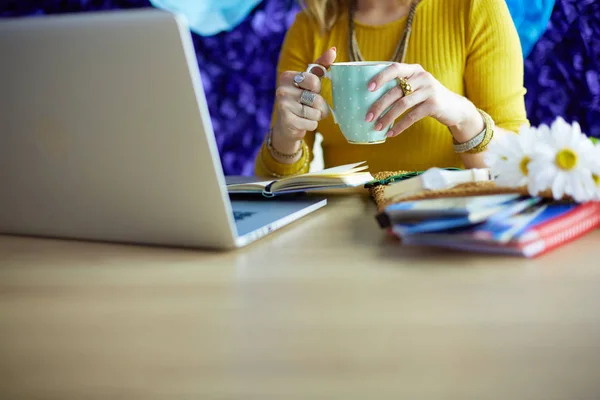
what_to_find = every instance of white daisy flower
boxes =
[484,123,543,191]
[528,118,597,202]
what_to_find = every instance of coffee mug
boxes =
[307,61,397,145]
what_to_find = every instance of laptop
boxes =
[0,9,326,249]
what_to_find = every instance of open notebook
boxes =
[227,162,374,197]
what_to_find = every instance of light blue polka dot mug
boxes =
[307,61,397,145]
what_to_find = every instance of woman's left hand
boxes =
[364,63,481,141]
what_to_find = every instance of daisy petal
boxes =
[551,172,567,200]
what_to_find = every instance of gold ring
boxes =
[301,104,307,119]
[397,77,413,96]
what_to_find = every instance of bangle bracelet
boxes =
[452,109,495,154]
[452,127,485,153]
[266,128,304,160]
[466,109,495,154]
[259,143,310,178]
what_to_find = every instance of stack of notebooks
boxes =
[377,194,600,258]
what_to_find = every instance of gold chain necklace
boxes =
[348,0,422,63]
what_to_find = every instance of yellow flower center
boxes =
[594,174,600,186]
[555,149,578,171]
[519,156,531,176]
[501,156,508,161]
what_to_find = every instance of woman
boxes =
[255,0,528,177]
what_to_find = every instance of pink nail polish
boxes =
[368,82,376,91]
[375,123,383,131]
[386,131,394,137]
[365,112,374,122]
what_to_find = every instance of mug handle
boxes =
[306,63,337,124]
[306,63,331,79]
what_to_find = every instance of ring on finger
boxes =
[396,77,413,97]
[300,90,316,107]
[293,72,306,88]
[301,104,308,119]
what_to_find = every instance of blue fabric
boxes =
[148,0,262,36]
[506,0,556,57]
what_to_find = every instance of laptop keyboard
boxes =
[233,211,257,222]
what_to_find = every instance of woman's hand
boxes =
[365,63,484,143]
[270,48,337,161]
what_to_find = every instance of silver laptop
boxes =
[0,9,326,249]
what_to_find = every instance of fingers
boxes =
[275,86,326,133]
[276,85,330,119]
[366,72,431,122]
[365,86,404,123]
[291,102,322,121]
[311,47,337,76]
[279,109,319,132]
[284,46,336,88]
[275,48,338,136]
[388,102,434,137]
[368,63,424,92]
[304,92,329,120]
[279,71,321,93]
[375,88,431,133]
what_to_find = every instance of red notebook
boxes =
[514,202,600,257]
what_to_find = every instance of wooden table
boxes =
[1,194,600,399]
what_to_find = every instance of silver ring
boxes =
[293,72,306,88]
[300,90,316,107]
[301,104,307,119]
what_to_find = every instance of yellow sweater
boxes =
[255,0,528,177]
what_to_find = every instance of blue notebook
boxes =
[399,202,580,244]
[383,194,520,220]
[392,197,539,236]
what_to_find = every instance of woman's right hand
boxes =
[270,47,337,163]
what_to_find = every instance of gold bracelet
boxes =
[466,109,495,154]
[452,109,495,154]
[260,140,310,178]
[266,128,304,160]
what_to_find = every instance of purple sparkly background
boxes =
[524,0,599,139]
[2,0,598,175]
